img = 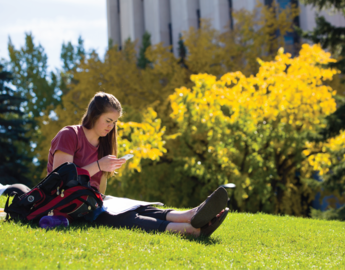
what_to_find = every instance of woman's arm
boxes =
[53,150,125,195]
[99,174,107,194]
[53,150,100,177]
[53,150,126,179]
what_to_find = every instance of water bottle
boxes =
[39,215,69,229]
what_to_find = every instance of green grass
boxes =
[1,196,345,269]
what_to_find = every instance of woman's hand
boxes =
[98,155,126,172]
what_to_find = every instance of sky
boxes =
[0,0,108,71]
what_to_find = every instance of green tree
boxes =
[8,33,60,118]
[302,0,345,10]
[177,33,188,68]
[59,36,85,95]
[36,38,186,178]
[299,0,345,220]
[298,15,345,74]
[165,45,338,214]
[137,31,152,69]
[36,2,303,210]
[298,1,345,93]
[180,2,299,78]
[0,64,31,186]
[110,44,340,215]
[8,33,61,181]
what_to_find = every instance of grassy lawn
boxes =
[1,196,344,269]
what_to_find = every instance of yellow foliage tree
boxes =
[37,105,166,182]
[182,1,299,77]
[116,108,166,175]
[168,44,338,215]
[37,1,298,168]
[35,43,171,179]
[36,1,304,208]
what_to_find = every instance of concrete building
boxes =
[299,4,345,31]
[106,0,345,56]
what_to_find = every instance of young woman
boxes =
[47,92,229,237]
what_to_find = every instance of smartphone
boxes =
[119,154,134,160]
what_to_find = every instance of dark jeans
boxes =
[2,184,31,196]
[94,206,173,233]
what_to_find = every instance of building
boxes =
[106,0,345,56]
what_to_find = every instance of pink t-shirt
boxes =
[47,125,103,190]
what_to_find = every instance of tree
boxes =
[8,33,60,118]
[61,36,86,73]
[298,15,345,74]
[59,36,86,96]
[137,31,152,69]
[181,2,299,77]
[302,0,345,10]
[164,44,339,214]
[116,44,339,213]
[0,64,31,186]
[298,0,345,220]
[298,1,345,93]
[7,33,61,181]
[36,2,305,209]
[177,33,188,69]
[35,39,177,179]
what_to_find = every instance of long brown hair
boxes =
[81,92,122,176]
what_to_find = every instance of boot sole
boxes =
[191,187,228,228]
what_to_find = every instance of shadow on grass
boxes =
[183,234,222,245]
[5,218,221,245]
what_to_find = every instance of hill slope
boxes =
[0,196,344,269]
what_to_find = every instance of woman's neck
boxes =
[82,126,99,147]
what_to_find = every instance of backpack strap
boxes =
[76,167,90,177]
[75,167,91,188]
[76,197,97,211]
[4,192,31,222]
[4,195,11,221]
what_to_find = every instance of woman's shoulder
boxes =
[54,125,82,140]
[50,125,82,155]
[59,125,82,134]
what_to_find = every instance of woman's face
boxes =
[93,109,120,137]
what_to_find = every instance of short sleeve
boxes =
[50,127,78,156]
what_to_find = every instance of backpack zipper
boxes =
[30,189,46,210]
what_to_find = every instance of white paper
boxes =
[102,195,164,216]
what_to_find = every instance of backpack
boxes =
[4,162,103,223]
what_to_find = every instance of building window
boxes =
[168,23,173,47]
[228,0,233,30]
[196,9,201,28]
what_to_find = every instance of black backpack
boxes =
[4,162,103,223]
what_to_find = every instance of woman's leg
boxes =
[136,206,217,226]
[94,209,200,237]
[137,186,228,226]
[134,206,197,224]
[134,206,200,236]
[95,210,171,233]
[133,206,199,236]
[165,222,200,237]
[166,208,197,223]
